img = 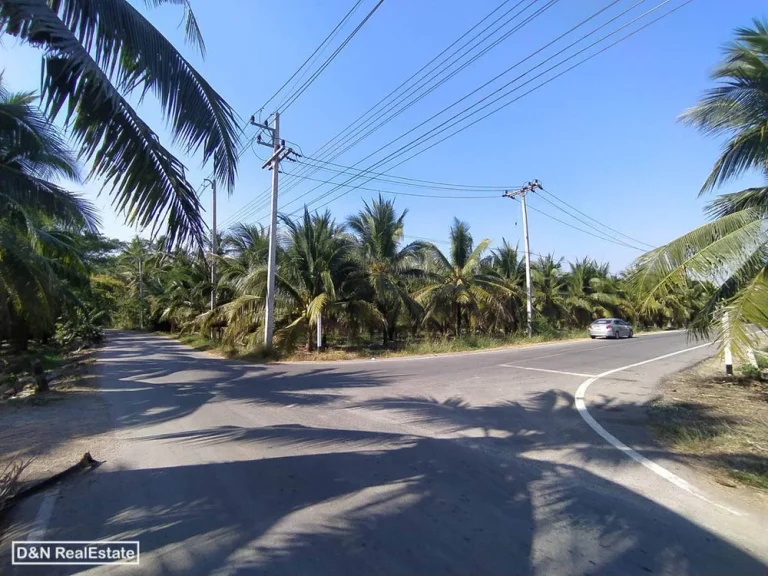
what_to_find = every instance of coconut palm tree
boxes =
[486,239,525,333]
[347,195,424,344]
[1,0,239,247]
[565,258,621,326]
[531,253,567,327]
[415,218,511,337]
[0,78,96,348]
[275,209,381,351]
[633,19,768,353]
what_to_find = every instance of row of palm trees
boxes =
[4,4,767,357]
[104,196,708,354]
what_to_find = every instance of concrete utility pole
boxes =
[206,178,217,313]
[503,180,542,338]
[723,309,733,376]
[138,256,144,330]
[252,113,299,350]
[317,312,323,351]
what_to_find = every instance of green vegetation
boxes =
[632,19,768,357]
[99,195,703,359]
[0,0,239,247]
[649,356,768,491]
[1,8,766,367]
[0,0,239,393]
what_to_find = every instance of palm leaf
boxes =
[1,0,240,246]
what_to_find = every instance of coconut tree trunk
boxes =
[455,304,461,337]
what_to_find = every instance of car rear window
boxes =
[593,320,610,324]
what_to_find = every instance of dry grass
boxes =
[172,329,596,363]
[0,460,28,512]
[648,356,768,491]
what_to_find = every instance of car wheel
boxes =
[590,335,596,339]
[614,331,620,339]
[628,330,634,338]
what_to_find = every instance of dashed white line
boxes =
[27,488,59,541]
[501,364,596,378]
[574,343,744,516]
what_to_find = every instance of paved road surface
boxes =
[4,331,767,575]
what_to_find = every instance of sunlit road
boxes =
[5,330,768,575]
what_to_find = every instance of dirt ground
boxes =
[648,356,768,492]
[0,350,115,487]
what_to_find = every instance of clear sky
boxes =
[2,0,765,271]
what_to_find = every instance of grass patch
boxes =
[168,328,590,363]
[729,469,768,490]
[176,333,220,353]
[649,357,768,491]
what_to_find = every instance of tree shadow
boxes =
[6,332,766,574]
[25,421,766,575]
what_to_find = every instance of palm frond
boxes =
[632,208,764,301]
[143,0,206,56]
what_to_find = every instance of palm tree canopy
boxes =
[633,20,768,353]
[680,18,768,193]
[0,76,98,231]
[1,0,240,247]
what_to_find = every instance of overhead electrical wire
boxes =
[287,0,691,218]
[297,156,519,190]
[270,0,523,193]
[261,0,559,220]
[262,0,365,114]
[299,0,558,171]
[223,0,544,225]
[278,172,503,199]
[278,0,386,114]
[256,0,649,221]
[538,187,657,249]
[315,0,564,170]
[524,199,645,250]
[205,0,370,222]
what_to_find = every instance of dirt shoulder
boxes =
[648,356,768,492]
[0,348,114,488]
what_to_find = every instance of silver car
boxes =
[588,318,633,339]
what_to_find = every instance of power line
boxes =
[290,0,688,217]
[273,0,521,185]
[268,0,559,218]
[261,0,365,114]
[531,192,647,248]
[227,0,534,224]
[279,173,502,198]
[318,0,563,170]
[219,146,515,228]
[278,0,386,114]
[524,198,645,251]
[539,187,657,249]
[294,0,693,218]
[298,156,518,190]
[275,0,654,217]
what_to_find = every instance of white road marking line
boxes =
[501,364,596,378]
[574,343,744,517]
[27,488,59,541]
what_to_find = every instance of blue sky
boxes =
[2,0,765,270]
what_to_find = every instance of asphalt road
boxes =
[4,330,768,575]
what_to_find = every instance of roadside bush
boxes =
[54,309,105,349]
[739,363,763,380]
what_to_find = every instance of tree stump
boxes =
[31,360,48,392]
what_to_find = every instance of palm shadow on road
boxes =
[11,331,765,575]
[38,388,767,575]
